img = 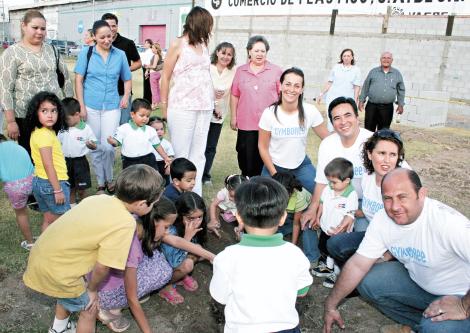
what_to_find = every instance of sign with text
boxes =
[206,0,469,16]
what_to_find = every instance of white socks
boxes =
[52,316,69,332]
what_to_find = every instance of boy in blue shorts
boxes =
[210,177,312,333]
[163,157,196,202]
[23,165,164,333]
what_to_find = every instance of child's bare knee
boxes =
[180,258,194,274]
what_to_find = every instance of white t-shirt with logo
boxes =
[113,123,161,158]
[320,184,358,234]
[58,121,97,158]
[315,128,373,198]
[258,103,324,169]
[361,172,384,222]
[357,198,470,296]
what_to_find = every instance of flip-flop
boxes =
[158,285,184,305]
[97,309,130,333]
[176,275,198,292]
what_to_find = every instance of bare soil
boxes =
[0,124,468,333]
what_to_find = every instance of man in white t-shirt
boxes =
[322,168,470,333]
[301,97,372,265]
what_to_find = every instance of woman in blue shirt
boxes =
[74,20,131,194]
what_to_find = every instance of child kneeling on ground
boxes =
[210,177,313,333]
[23,165,164,333]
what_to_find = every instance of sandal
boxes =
[158,285,184,305]
[96,186,106,195]
[176,275,198,292]
[106,181,116,194]
[97,309,130,333]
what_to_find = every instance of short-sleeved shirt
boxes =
[231,61,282,131]
[98,231,143,292]
[74,45,132,111]
[361,172,384,222]
[210,233,313,332]
[259,103,324,169]
[112,34,140,96]
[216,188,237,215]
[58,121,97,158]
[357,198,470,296]
[315,128,373,198]
[163,184,182,203]
[286,188,312,214]
[326,64,362,106]
[113,121,161,158]
[153,138,174,162]
[23,195,136,298]
[0,141,34,182]
[320,184,358,234]
[30,127,68,180]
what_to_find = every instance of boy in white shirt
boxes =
[58,98,97,205]
[210,177,312,333]
[108,99,172,171]
[311,158,358,288]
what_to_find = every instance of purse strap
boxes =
[52,44,60,71]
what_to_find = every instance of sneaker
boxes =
[48,320,76,333]
[322,272,337,288]
[311,262,334,277]
[203,180,212,186]
[20,240,34,251]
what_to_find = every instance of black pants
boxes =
[364,102,394,132]
[319,230,331,257]
[203,122,223,182]
[142,68,152,102]
[156,160,171,186]
[236,130,263,177]
[122,153,158,171]
[16,117,32,159]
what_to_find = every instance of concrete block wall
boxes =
[402,91,449,128]
[213,14,470,128]
[453,17,470,37]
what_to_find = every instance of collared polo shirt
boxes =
[113,120,160,158]
[74,46,132,111]
[231,61,282,131]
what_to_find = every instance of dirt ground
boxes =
[0,124,468,333]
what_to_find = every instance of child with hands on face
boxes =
[107,99,172,171]
[159,192,213,304]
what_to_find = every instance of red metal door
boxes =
[140,25,166,49]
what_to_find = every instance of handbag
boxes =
[52,44,65,88]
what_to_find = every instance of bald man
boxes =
[359,52,405,132]
[322,168,470,333]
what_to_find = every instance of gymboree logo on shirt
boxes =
[212,0,222,9]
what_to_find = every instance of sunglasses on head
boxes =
[374,129,402,142]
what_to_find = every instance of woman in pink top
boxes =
[230,35,282,177]
[160,6,214,195]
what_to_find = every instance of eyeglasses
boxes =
[374,129,402,142]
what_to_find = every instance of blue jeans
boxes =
[327,231,365,267]
[57,291,89,313]
[261,155,316,194]
[119,95,132,125]
[279,213,320,264]
[32,177,71,215]
[357,261,470,332]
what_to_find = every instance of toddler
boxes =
[0,134,35,249]
[148,116,174,185]
[24,91,70,231]
[272,172,311,246]
[160,192,210,304]
[311,157,358,288]
[58,97,97,205]
[210,177,312,332]
[163,157,196,202]
[208,174,248,238]
[108,98,171,171]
